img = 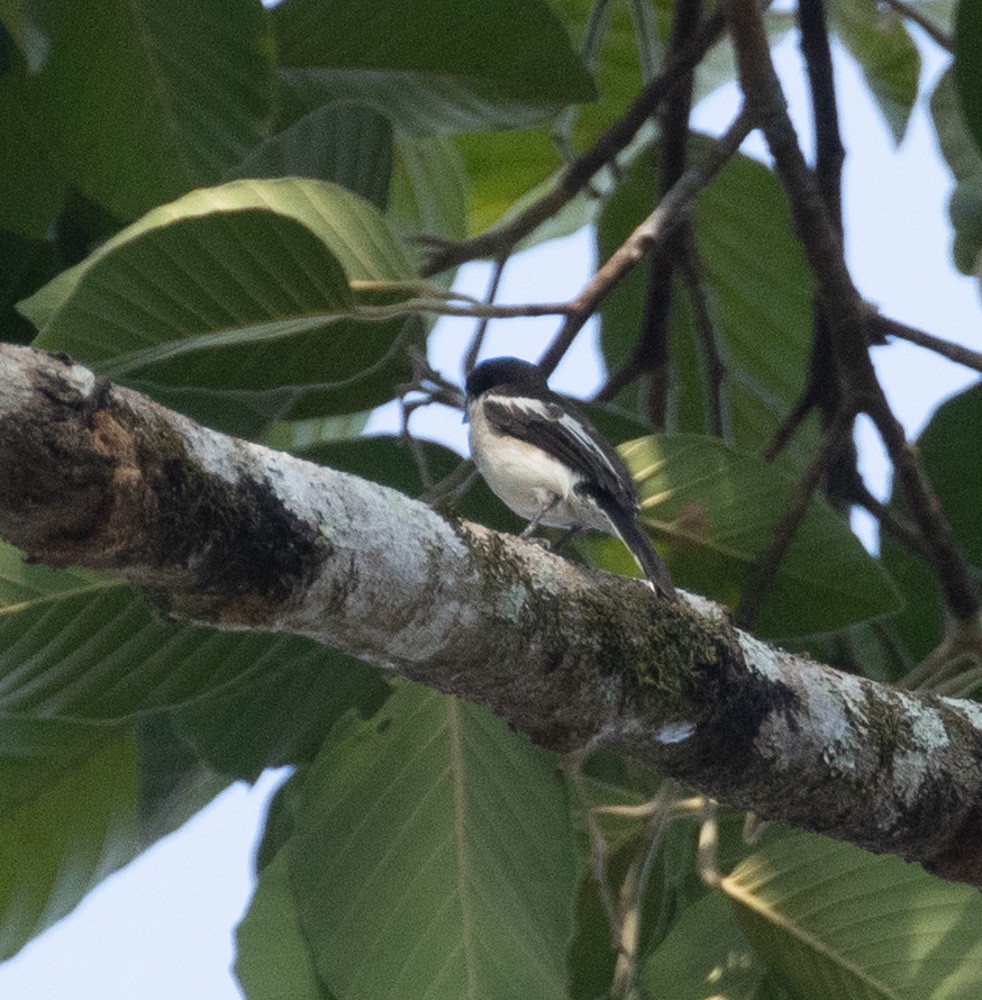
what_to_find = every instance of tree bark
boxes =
[1,343,981,886]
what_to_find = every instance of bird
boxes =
[464,357,676,599]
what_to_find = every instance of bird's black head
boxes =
[465,357,549,400]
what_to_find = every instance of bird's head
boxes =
[464,357,549,402]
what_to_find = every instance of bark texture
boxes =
[1,344,981,885]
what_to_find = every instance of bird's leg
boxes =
[549,525,581,553]
[520,496,561,540]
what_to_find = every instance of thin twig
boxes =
[420,11,730,277]
[851,481,932,561]
[871,315,982,374]
[353,298,573,322]
[766,0,849,471]
[880,0,954,51]
[799,0,844,236]
[539,106,756,376]
[420,460,479,512]
[640,0,703,426]
[799,0,857,503]
[563,753,623,946]
[463,256,510,375]
[696,799,722,886]
[609,781,679,1000]
[679,237,728,436]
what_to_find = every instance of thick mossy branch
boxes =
[2,345,982,886]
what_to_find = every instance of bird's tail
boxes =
[597,498,676,599]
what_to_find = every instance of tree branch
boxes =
[871,314,982,374]
[722,0,981,624]
[419,11,729,277]
[3,344,982,886]
[539,106,755,376]
[636,0,703,426]
[880,0,954,52]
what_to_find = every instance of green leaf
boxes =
[642,890,775,999]
[916,371,982,570]
[278,65,567,137]
[0,714,121,813]
[882,382,982,660]
[228,99,394,210]
[616,435,902,638]
[831,0,920,145]
[0,29,64,237]
[955,0,982,159]
[931,69,982,274]
[0,540,378,722]
[23,179,419,437]
[289,684,578,1000]
[455,130,564,235]
[0,0,27,58]
[274,0,594,129]
[31,0,274,220]
[236,846,337,1000]
[390,136,469,244]
[169,646,389,780]
[135,713,230,841]
[724,832,982,1000]
[0,732,140,959]
[598,143,817,469]
[0,231,59,344]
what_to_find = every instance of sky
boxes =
[0,25,979,1000]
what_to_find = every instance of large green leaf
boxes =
[642,890,781,999]
[389,136,469,244]
[169,646,389,780]
[278,66,567,138]
[30,0,274,220]
[273,0,594,136]
[882,383,982,661]
[22,179,419,437]
[598,143,816,469]
[0,231,59,344]
[724,832,982,999]
[289,684,578,1000]
[236,846,337,1000]
[955,0,982,159]
[0,26,64,237]
[915,374,982,569]
[228,99,394,211]
[455,130,565,235]
[831,0,920,145]
[0,714,226,959]
[931,69,982,275]
[0,714,121,814]
[614,435,902,638]
[0,539,379,723]
[0,732,140,959]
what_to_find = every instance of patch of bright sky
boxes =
[1,25,978,1000]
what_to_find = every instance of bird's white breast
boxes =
[467,403,610,531]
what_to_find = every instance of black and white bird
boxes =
[464,357,676,599]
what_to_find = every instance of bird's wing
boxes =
[482,391,638,511]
